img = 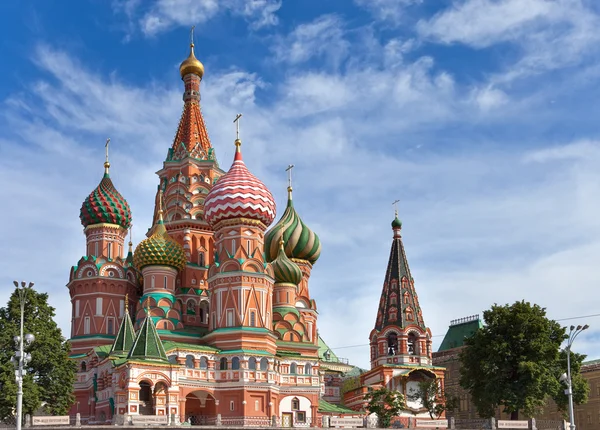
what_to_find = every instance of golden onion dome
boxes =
[179,43,204,79]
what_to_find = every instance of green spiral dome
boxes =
[264,189,321,264]
[271,239,303,285]
[133,218,186,271]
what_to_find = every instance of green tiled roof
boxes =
[318,399,358,414]
[162,341,219,353]
[110,312,135,355]
[318,335,339,361]
[128,316,168,361]
[437,317,483,352]
[94,344,112,359]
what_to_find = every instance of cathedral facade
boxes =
[67,39,332,426]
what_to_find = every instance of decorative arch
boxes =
[241,261,262,273]
[220,260,241,273]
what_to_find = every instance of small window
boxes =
[198,252,205,266]
[247,240,251,255]
[185,355,195,369]
[291,397,300,411]
[81,362,87,372]
[199,357,208,369]
[220,357,228,370]
[260,357,268,371]
[296,411,306,423]
[94,242,99,257]
[84,317,90,335]
[75,300,80,317]
[232,357,240,370]
[168,355,178,364]
[248,357,256,370]
[304,363,312,375]
[107,318,114,335]
[290,363,297,374]
[107,243,112,259]
[230,401,235,411]
[164,276,168,289]
[151,275,155,289]
[227,309,234,327]
[96,297,103,316]
[250,311,256,327]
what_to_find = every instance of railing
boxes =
[454,419,493,429]
[536,420,565,430]
[0,416,16,430]
[450,315,480,326]
[322,356,350,364]
[220,416,272,427]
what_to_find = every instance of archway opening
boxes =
[139,381,153,415]
[185,391,217,425]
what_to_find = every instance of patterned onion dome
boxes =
[133,217,186,271]
[271,238,303,285]
[80,168,132,229]
[204,140,276,227]
[264,188,321,264]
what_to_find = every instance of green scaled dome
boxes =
[265,188,321,264]
[133,215,186,271]
[271,238,303,285]
[392,215,402,228]
[80,169,132,229]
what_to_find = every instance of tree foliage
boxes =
[364,387,406,428]
[408,379,459,419]
[459,301,586,420]
[0,287,76,419]
[549,350,589,416]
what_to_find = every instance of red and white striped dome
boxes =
[204,141,276,228]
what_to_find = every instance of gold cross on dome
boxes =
[392,199,400,217]
[286,164,294,189]
[233,113,243,140]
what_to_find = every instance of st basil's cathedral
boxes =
[66,36,444,426]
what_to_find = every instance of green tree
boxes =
[408,379,459,419]
[459,301,586,420]
[0,286,76,419]
[364,387,406,428]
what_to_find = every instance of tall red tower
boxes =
[68,148,137,355]
[343,211,445,421]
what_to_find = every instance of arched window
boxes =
[248,357,257,370]
[407,333,418,355]
[290,363,297,374]
[220,357,228,370]
[305,363,312,375]
[387,332,398,356]
[199,356,208,369]
[139,381,152,402]
[250,311,256,327]
[231,357,240,370]
[168,355,178,364]
[81,362,87,372]
[198,252,205,267]
[185,355,195,368]
[291,397,300,411]
[260,357,268,371]
[187,301,196,315]
[231,239,236,255]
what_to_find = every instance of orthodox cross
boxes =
[286,164,294,189]
[392,199,400,217]
[105,138,110,163]
[190,26,195,46]
[233,113,243,140]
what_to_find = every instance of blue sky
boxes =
[2,0,600,370]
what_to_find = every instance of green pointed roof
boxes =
[128,315,168,361]
[265,187,321,264]
[437,315,483,352]
[109,310,135,355]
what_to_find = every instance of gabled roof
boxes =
[128,316,168,362]
[437,315,483,352]
[109,312,135,355]
[318,399,358,414]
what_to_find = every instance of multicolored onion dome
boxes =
[204,140,276,228]
[271,238,303,285]
[264,188,321,264]
[133,218,186,271]
[80,170,132,229]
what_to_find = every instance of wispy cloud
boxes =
[354,0,423,24]
[116,0,281,37]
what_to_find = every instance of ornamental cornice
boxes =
[208,271,273,285]
[84,223,128,233]
[213,217,267,232]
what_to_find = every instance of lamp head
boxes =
[13,335,20,345]
[25,333,35,344]
[13,281,18,288]
[570,325,575,331]
[559,373,568,383]
[576,325,582,330]
[582,324,589,330]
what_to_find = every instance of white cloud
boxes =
[136,0,281,36]
[271,15,349,67]
[355,0,422,24]
[417,0,600,81]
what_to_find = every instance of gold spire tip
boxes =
[158,189,164,220]
[125,294,129,313]
[279,237,285,248]
[104,138,111,174]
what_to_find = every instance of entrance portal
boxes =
[185,391,217,425]
[139,381,153,415]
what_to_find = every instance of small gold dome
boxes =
[179,43,204,79]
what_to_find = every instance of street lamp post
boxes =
[560,324,589,430]
[10,281,35,430]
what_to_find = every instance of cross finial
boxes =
[125,294,129,313]
[128,227,133,248]
[158,189,164,220]
[190,26,195,47]
[286,164,294,190]
[392,199,400,217]
[234,113,243,140]
[145,301,150,317]
[104,138,111,174]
